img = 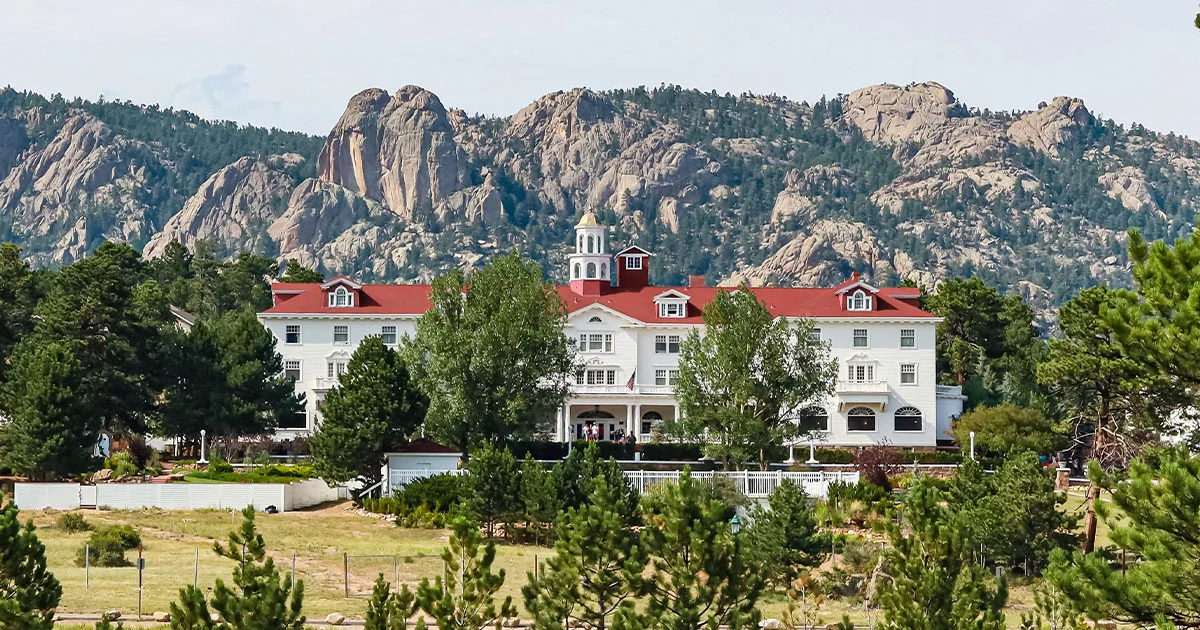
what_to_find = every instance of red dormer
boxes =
[615,246,653,290]
[322,276,362,308]
[833,272,880,312]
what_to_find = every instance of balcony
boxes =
[836,379,890,411]
[314,376,341,391]
[571,384,674,396]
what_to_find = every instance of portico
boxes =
[555,398,680,443]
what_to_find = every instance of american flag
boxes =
[626,371,636,389]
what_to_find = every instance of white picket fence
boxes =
[387,469,857,498]
[14,478,342,512]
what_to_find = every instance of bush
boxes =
[56,512,92,533]
[104,451,141,477]
[208,452,234,474]
[953,404,1066,457]
[77,525,141,567]
[361,474,476,529]
[854,445,901,490]
[639,443,703,461]
[813,448,856,464]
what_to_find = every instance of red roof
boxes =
[263,280,935,320]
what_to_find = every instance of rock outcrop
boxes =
[843,82,958,145]
[145,154,303,258]
[1008,97,1094,156]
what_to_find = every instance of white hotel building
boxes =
[258,212,965,450]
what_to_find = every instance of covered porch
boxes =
[554,400,680,443]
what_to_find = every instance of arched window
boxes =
[846,406,876,432]
[587,235,595,253]
[573,263,582,279]
[588,316,603,323]
[640,410,664,435]
[329,286,353,307]
[894,406,922,432]
[798,406,829,432]
[848,289,870,311]
[577,234,583,250]
[578,409,615,419]
[586,262,597,278]
[600,262,608,278]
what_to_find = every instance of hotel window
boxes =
[327,361,347,378]
[847,289,871,311]
[847,406,876,431]
[658,302,686,318]
[578,333,613,353]
[894,406,923,432]
[577,369,616,386]
[853,328,869,347]
[848,364,875,382]
[626,256,643,270]
[900,328,916,348]
[328,286,354,307]
[798,407,829,432]
[333,325,349,344]
[381,325,397,345]
[284,360,301,382]
[808,328,822,343]
[655,369,680,386]
[285,325,301,344]
[655,334,681,354]
[279,410,308,430]
[900,363,917,385]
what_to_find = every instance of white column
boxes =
[625,405,634,437]
[631,403,640,436]
[673,402,681,423]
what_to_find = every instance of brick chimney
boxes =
[688,275,706,288]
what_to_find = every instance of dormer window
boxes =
[328,286,355,308]
[659,302,686,318]
[625,256,643,270]
[847,289,871,311]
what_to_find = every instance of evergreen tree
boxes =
[169,507,305,630]
[417,517,516,630]
[879,479,1007,630]
[743,480,828,586]
[553,443,640,524]
[365,574,421,630]
[951,404,1065,459]
[0,342,96,480]
[518,455,558,545]
[277,259,324,283]
[0,499,62,630]
[311,337,427,490]
[0,243,37,380]
[408,253,576,451]
[924,277,1006,387]
[161,308,302,439]
[640,470,763,630]
[467,444,520,538]
[1047,447,1200,628]
[25,242,173,435]
[671,288,836,469]
[524,477,647,630]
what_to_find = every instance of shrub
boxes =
[77,525,141,567]
[953,404,1066,457]
[104,451,141,477]
[854,445,901,490]
[397,473,473,512]
[813,448,856,464]
[208,452,234,474]
[639,443,703,461]
[56,512,92,533]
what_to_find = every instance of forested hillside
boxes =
[2,81,1199,319]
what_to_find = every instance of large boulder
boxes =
[1007,96,1094,156]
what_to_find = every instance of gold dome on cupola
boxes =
[575,211,600,228]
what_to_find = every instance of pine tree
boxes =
[311,337,427,490]
[277,259,324,283]
[169,507,305,630]
[1047,447,1200,628]
[365,574,421,630]
[417,517,516,630]
[554,443,640,524]
[518,455,558,545]
[641,470,763,630]
[879,479,1007,630]
[0,243,37,380]
[0,500,61,630]
[466,444,520,538]
[0,342,96,480]
[524,477,647,630]
[743,480,828,586]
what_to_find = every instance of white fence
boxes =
[388,469,858,498]
[14,479,341,512]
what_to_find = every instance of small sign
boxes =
[137,558,146,570]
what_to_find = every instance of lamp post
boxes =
[199,429,208,464]
[969,431,976,462]
[730,515,741,537]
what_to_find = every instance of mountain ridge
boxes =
[2,81,1198,322]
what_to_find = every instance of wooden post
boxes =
[344,552,349,597]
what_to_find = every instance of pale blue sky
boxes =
[2,1,1197,136]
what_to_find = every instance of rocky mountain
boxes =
[3,81,1199,319]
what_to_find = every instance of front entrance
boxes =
[575,408,619,441]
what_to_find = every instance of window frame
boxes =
[900,328,916,348]
[853,328,869,348]
[654,368,680,387]
[328,286,355,308]
[797,407,829,432]
[894,406,923,432]
[626,255,644,270]
[579,333,614,353]
[658,301,687,318]
[847,289,871,312]
[808,328,822,343]
[846,406,877,432]
[381,325,397,345]
[284,360,301,383]
[327,361,347,378]
[899,362,918,385]
[333,325,350,345]
[285,324,301,345]
[655,334,681,354]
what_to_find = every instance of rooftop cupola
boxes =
[568,211,612,295]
